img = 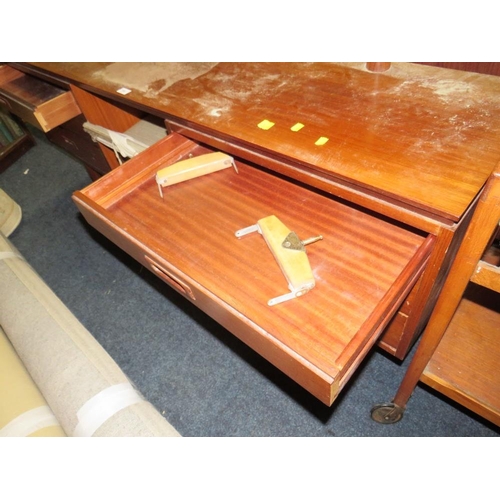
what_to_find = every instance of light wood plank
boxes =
[422,294,500,427]
[471,260,500,293]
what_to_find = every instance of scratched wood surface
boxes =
[74,133,431,404]
[23,62,500,223]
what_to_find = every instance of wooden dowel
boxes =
[366,62,391,73]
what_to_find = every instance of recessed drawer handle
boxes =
[145,256,196,301]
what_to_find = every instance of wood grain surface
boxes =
[74,133,431,404]
[25,62,500,223]
[422,293,500,426]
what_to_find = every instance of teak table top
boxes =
[19,62,500,224]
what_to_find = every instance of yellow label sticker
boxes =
[291,122,305,132]
[315,136,329,146]
[257,119,275,130]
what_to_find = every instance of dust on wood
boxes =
[93,63,218,97]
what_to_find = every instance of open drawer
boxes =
[0,65,81,132]
[72,133,434,406]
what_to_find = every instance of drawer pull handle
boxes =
[145,256,196,301]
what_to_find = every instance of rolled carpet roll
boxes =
[0,188,22,237]
[0,326,66,437]
[0,232,180,437]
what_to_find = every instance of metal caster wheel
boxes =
[370,403,404,424]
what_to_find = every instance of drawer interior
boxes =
[0,65,81,132]
[0,66,64,106]
[73,132,433,405]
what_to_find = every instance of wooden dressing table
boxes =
[4,62,500,407]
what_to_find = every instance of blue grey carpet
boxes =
[1,126,498,438]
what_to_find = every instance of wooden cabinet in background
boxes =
[46,114,111,180]
[0,64,110,180]
[0,110,33,173]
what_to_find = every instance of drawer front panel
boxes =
[47,116,111,175]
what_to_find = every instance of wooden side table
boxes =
[372,164,500,426]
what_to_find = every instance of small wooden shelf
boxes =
[421,284,500,427]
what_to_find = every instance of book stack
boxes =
[0,111,24,146]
